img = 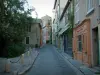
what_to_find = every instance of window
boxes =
[26,37,29,44]
[65,4,71,25]
[75,2,79,24]
[87,0,93,13]
[27,25,31,32]
[57,4,60,19]
[78,35,82,51]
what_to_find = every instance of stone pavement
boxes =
[55,46,100,75]
[0,48,39,75]
[25,44,83,75]
[61,52,94,75]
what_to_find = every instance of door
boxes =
[82,33,88,65]
[93,28,99,66]
[95,29,99,65]
[64,35,67,52]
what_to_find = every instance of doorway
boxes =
[92,27,99,66]
[64,35,67,52]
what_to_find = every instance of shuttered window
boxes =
[78,35,82,51]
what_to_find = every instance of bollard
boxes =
[20,54,24,64]
[30,48,32,53]
[27,51,30,56]
[5,59,10,72]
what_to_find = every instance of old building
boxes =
[23,19,42,47]
[41,15,52,44]
[52,0,60,47]
[59,0,73,56]
[73,0,100,67]
[52,19,57,45]
[53,0,73,56]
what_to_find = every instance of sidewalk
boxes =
[54,46,100,75]
[61,52,94,75]
[0,48,39,75]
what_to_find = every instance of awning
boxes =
[58,24,69,36]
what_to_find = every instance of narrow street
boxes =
[24,45,80,75]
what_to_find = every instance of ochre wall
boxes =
[73,19,92,67]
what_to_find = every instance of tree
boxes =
[0,0,34,57]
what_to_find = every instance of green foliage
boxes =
[0,0,34,57]
[7,43,25,58]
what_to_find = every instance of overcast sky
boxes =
[27,0,54,18]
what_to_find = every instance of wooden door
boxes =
[82,33,89,65]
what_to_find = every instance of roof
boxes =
[41,15,52,19]
[33,19,42,23]
[33,19,42,28]
[53,0,57,9]
[60,0,72,21]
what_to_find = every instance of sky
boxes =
[27,0,55,18]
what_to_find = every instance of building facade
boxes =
[73,0,100,67]
[53,0,73,56]
[53,0,100,67]
[59,0,73,56]
[23,19,42,47]
[52,9,58,46]
[41,15,52,44]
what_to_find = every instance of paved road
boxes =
[25,45,78,75]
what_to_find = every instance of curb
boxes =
[18,52,39,75]
[54,46,95,75]
[60,51,94,75]
[53,47,85,75]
